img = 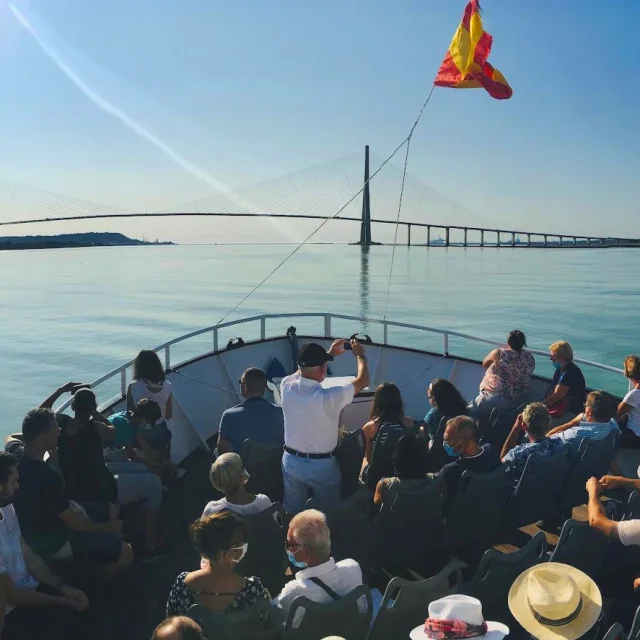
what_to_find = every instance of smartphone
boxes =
[343,341,352,350]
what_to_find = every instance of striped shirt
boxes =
[551,419,619,453]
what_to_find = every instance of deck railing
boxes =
[54,313,626,413]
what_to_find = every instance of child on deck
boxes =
[103,399,178,481]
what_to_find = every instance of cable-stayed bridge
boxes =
[0,147,638,249]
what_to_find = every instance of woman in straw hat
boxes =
[508,563,602,640]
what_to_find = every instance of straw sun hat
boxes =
[508,563,602,640]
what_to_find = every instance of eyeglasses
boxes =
[285,540,307,551]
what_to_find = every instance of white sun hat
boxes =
[508,563,602,640]
[410,594,509,640]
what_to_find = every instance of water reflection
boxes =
[360,245,370,329]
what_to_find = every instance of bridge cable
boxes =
[214,85,437,328]
[382,84,435,321]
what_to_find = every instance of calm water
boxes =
[1,244,636,434]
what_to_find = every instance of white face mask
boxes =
[230,543,248,563]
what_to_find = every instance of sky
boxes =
[0,0,638,244]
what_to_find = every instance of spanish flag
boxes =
[434,0,512,100]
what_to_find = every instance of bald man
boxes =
[151,616,203,640]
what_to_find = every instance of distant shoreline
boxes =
[0,232,174,251]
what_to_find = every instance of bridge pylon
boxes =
[356,145,375,245]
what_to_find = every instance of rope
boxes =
[168,369,238,395]
[382,137,412,321]
[214,85,438,328]
[382,84,435,321]
[398,354,448,389]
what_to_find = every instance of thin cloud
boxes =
[8,3,300,240]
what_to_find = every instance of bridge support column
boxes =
[445,227,450,247]
[358,145,372,245]
[480,229,484,247]
[407,224,411,246]
[511,232,516,247]
[427,226,431,246]
[464,228,468,247]
[497,231,501,246]
[544,234,548,247]
[573,237,577,245]
[527,233,531,246]
[587,238,592,246]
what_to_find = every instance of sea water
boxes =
[0,244,636,435]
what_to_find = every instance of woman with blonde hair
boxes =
[202,453,271,517]
[542,340,586,419]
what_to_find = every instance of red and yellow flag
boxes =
[434,0,512,100]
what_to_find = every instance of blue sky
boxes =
[0,0,638,243]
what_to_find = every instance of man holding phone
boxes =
[280,338,369,513]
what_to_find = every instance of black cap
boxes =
[297,343,334,368]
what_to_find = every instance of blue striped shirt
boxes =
[551,419,619,453]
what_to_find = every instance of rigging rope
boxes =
[168,369,238,395]
[382,85,435,321]
[398,353,447,389]
[214,85,438,327]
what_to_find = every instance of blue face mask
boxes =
[552,362,562,370]
[443,441,459,458]
[287,549,307,569]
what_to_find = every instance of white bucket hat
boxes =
[508,563,602,640]
[410,594,509,640]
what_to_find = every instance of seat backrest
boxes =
[364,423,407,491]
[427,415,452,472]
[282,584,373,640]
[367,559,466,640]
[470,531,547,626]
[305,488,373,578]
[188,599,280,640]
[336,428,366,499]
[561,432,620,510]
[506,447,571,528]
[548,518,611,580]
[482,403,526,449]
[624,491,640,521]
[235,502,288,596]
[242,439,284,503]
[602,623,628,640]
[373,476,445,573]
[444,465,510,548]
[630,604,640,640]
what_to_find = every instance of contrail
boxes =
[8,3,300,240]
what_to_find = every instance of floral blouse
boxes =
[166,571,269,618]
[480,348,535,401]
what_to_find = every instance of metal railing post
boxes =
[324,315,331,338]
[444,332,449,356]
[383,321,388,345]
[164,346,170,371]
[213,329,218,352]
[120,369,126,396]
[260,317,266,340]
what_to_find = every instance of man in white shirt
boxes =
[273,509,363,627]
[0,450,89,639]
[280,339,369,514]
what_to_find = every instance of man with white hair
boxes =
[280,339,369,513]
[273,509,362,624]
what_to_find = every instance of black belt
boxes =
[284,446,336,459]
